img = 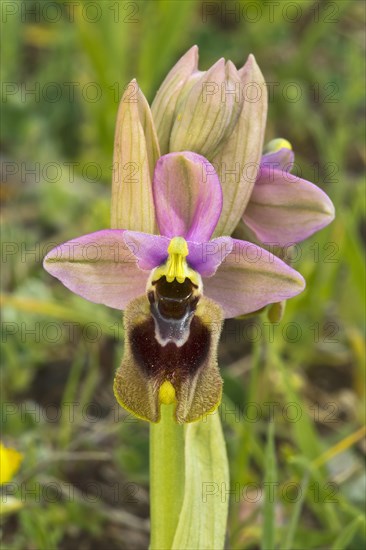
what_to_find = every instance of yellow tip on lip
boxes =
[159,381,176,405]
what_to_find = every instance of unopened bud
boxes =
[169,59,243,159]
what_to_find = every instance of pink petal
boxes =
[203,239,305,318]
[124,232,233,277]
[43,230,148,310]
[261,147,295,172]
[124,231,170,270]
[153,152,223,241]
[244,168,335,246]
[187,237,233,277]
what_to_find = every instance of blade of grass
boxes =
[273,354,339,529]
[282,473,310,550]
[261,420,277,550]
[312,425,366,469]
[58,345,86,448]
[232,333,263,485]
[331,516,364,550]
[0,294,114,334]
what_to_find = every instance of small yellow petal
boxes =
[0,442,23,484]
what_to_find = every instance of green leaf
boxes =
[172,411,229,550]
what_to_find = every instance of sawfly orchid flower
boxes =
[44,151,305,423]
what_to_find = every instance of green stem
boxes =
[150,403,185,549]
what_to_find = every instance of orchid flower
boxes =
[44,152,305,423]
[242,138,335,246]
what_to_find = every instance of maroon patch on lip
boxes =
[130,316,210,383]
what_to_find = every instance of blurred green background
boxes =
[1,1,365,549]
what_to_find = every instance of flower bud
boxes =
[112,80,160,233]
[151,46,198,155]
[263,138,292,154]
[262,138,294,170]
[169,59,243,159]
[212,54,268,237]
[267,301,286,323]
[151,49,268,238]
